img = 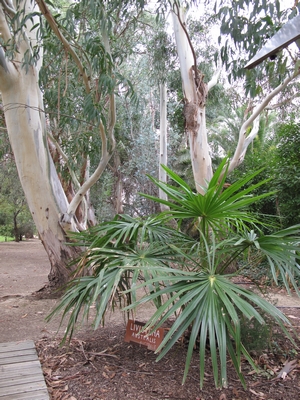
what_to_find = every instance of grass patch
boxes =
[0,235,14,242]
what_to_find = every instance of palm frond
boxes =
[141,160,275,236]
[124,267,294,388]
[48,161,300,389]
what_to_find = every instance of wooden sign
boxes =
[124,319,164,351]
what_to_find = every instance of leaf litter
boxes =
[36,310,300,400]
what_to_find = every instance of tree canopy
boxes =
[0,0,300,282]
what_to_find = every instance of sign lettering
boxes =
[124,319,164,351]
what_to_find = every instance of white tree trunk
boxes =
[172,5,299,189]
[0,1,80,286]
[172,8,213,193]
[0,1,119,285]
[159,82,169,210]
[113,152,124,214]
[37,0,116,223]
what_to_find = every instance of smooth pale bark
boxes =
[228,67,300,173]
[113,152,124,214]
[0,1,81,286]
[172,5,300,189]
[37,0,116,223]
[172,9,213,193]
[1,58,81,285]
[159,82,169,210]
[0,1,118,285]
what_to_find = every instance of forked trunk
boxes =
[1,64,81,286]
[0,2,81,287]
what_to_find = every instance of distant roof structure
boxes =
[245,13,300,69]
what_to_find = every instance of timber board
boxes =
[0,354,41,365]
[0,390,49,400]
[0,340,49,399]
[0,372,43,385]
[0,348,36,359]
[0,359,41,372]
[0,341,36,352]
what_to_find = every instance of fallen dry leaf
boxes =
[276,359,298,379]
[247,369,257,375]
[249,388,266,398]
[287,315,299,319]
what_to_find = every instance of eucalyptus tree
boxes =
[167,13,230,182]
[171,0,300,192]
[146,26,178,207]
[0,0,144,285]
[101,18,174,218]
[1,0,299,287]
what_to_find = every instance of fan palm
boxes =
[48,158,300,388]
[47,213,189,338]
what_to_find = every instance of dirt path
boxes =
[1,240,300,400]
[1,239,300,344]
[0,240,156,343]
[0,239,50,297]
[0,240,60,342]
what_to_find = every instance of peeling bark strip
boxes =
[172,7,214,192]
[192,67,208,108]
[184,102,199,132]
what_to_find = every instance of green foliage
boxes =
[48,159,300,388]
[240,308,275,353]
[146,26,176,83]
[38,1,170,219]
[232,119,300,231]
[272,122,300,228]
[0,159,36,241]
[47,213,189,337]
[0,236,13,242]
[216,0,299,96]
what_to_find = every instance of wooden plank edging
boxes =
[0,340,49,400]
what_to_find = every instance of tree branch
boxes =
[107,93,116,150]
[67,123,114,217]
[47,132,81,189]
[265,92,300,110]
[172,3,198,79]
[36,0,91,94]
[228,67,300,173]
[0,0,16,18]
[0,3,12,42]
[0,6,14,87]
[207,63,222,91]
